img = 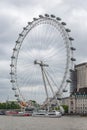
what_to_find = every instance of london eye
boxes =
[10,14,76,108]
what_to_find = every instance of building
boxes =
[69,93,87,114]
[76,63,87,91]
[75,62,87,91]
[70,62,87,93]
[62,93,87,115]
[62,63,87,115]
[70,69,77,93]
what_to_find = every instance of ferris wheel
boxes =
[10,14,76,107]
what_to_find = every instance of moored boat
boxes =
[5,111,32,116]
[46,110,62,117]
[32,110,62,118]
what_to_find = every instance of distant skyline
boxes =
[0,0,87,102]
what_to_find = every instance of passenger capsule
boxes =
[57,97,61,100]
[39,15,44,18]
[19,33,23,37]
[13,48,17,51]
[23,27,28,30]
[65,28,71,32]
[71,47,76,51]
[11,56,15,59]
[56,17,61,21]
[51,14,55,18]
[15,94,19,97]
[63,89,68,92]
[10,64,14,67]
[33,18,38,21]
[10,72,14,75]
[45,14,49,17]
[16,40,20,44]
[10,80,15,83]
[69,37,74,41]
[71,58,76,61]
[61,22,66,25]
[66,79,72,83]
[28,22,32,25]
[12,87,16,90]
[69,69,74,72]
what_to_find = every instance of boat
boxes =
[17,111,32,116]
[46,110,62,118]
[32,110,62,118]
[5,111,32,116]
[32,110,47,117]
[5,110,18,116]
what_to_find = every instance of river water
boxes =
[0,115,87,130]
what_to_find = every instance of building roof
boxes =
[75,62,87,68]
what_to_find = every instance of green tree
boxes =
[62,105,68,113]
[0,101,21,109]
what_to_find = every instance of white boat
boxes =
[32,110,47,117]
[32,110,62,118]
[46,110,62,118]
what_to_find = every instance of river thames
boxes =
[0,116,87,130]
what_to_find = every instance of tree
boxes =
[62,105,68,113]
[0,101,21,109]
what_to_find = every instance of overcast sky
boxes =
[0,0,87,102]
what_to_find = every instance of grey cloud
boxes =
[2,0,38,7]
